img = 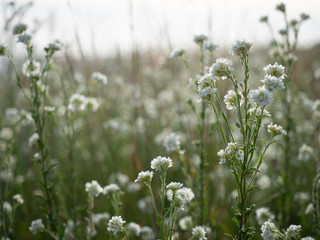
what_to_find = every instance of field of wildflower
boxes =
[0,1,320,240]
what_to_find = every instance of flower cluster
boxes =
[103,184,120,195]
[285,224,302,239]
[29,219,45,234]
[224,90,243,110]
[229,39,253,56]
[150,156,173,172]
[267,123,287,136]
[217,142,244,164]
[261,219,278,240]
[171,187,195,209]
[167,182,183,192]
[163,133,181,152]
[85,180,103,197]
[248,107,271,118]
[135,171,154,184]
[68,93,99,112]
[197,74,217,102]
[249,86,273,107]
[256,207,275,225]
[91,72,108,85]
[12,23,32,44]
[171,48,185,59]
[209,58,232,80]
[107,216,126,235]
[22,60,41,78]
[193,34,208,45]
[192,226,207,240]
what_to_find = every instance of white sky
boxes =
[4,0,320,57]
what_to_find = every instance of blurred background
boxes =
[1,0,320,57]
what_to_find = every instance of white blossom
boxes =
[103,184,120,195]
[267,123,287,136]
[285,224,301,239]
[85,180,103,197]
[249,86,273,107]
[29,219,45,234]
[230,39,253,56]
[263,63,286,79]
[107,216,126,235]
[135,171,154,184]
[261,219,278,240]
[192,226,207,240]
[92,72,108,85]
[150,156,173,171]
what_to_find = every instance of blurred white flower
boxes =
[85,180,103,197]
[107,216,126,235]
[29,219,45,234]
[192,226,207,240]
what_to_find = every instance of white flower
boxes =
[192,226,207,240]
[12,23,27,35]
[261,219,278,240]
[301,237,315,240]
[44,106,55,113]
[22,60,41,78]
[193,34,208,45]
[13,194,24,205]
[171,48,185,58]
[150,156,173,171]
[163,133,181,152]
[249,86,273,107]
[285,224,301,239]
[262,76,285,92]
[294,192,310,203]
[140,226,155,240]
[249,107,271,117]
[36,81,49,95]
[305,203,314,215]
[209,58,232,79]
[107,216,126,235]
[135,171,154,184]
[92,72,108,85]
[126,182,141,193]
[45,40,63,53]
[167,182,183,192]
[85,180,103,197]
[93,212,110,224]
[85,97,100,112]
[224,90,243,110]
[203,42,218,52]
[109,173,130,187]
[28,133,39,147]
[3,202,12,213]
[29,219,45,234]
[127,222,141,236]
[179,216,193,230]
[103,184,120,195]
[17,33,32,44]
[267,123,287,136]
[217,142,243,164]
[198,86,217,102]
[229,39,253,56]
[263,63,286,79]
[298,144,313,162]
[0,128,13,140]
[68,93,86,112]
[217,149,228,164]
[256,207,275,225]
[174,187,195,209]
